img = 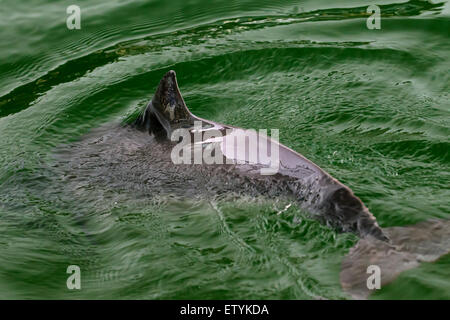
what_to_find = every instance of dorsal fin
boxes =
[135,70,193,138]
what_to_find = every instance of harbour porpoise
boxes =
[62,70,450,299]
[134,70,389,242]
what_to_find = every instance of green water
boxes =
[0,0,449,299]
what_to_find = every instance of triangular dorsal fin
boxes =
[134,70,193,138]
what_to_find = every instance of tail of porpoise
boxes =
[135,70,450,299]
[341,219,450,299]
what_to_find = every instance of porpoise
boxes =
[62,70,450,299]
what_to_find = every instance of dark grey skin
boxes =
[134,70,389,242]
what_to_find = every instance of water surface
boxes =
[0,0,449,299]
